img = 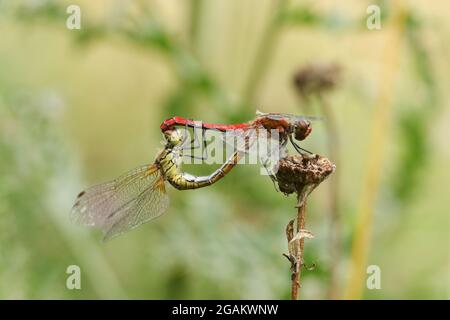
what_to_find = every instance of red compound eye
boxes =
[294,120,312,141]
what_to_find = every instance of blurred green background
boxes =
[0,0,448,299]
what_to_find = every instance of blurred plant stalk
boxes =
[318,92,341,299]
[345,1,406,299]
[242,0,287,105]
[293,62,342,299]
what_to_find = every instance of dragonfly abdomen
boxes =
[158,148,240,190]
[160,116,251,133]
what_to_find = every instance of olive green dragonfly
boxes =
[71,128,242,240]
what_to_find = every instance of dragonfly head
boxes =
[164,129,186,148]
[293,119,312,141]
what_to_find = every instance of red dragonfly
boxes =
[160,110,317,155]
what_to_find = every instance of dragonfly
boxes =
[71,128,244,240]
[161,110,319,183]
[160,110,318,156]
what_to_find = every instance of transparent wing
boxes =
[71,164,169,240]
[256,110,322,121]
[220,126,287,165]
[220,128,257,155]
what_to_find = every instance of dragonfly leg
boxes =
[260,145,280,192]
[183,154,208,160]
[289,135,313,155]
[263,160,279,192]
[202,127,208,160]
[181,122,201,150]
[182,126,209,161]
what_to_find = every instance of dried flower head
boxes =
[293,63,341,98]
[276,154,335,203]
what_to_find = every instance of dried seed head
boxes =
[276,154,335,196]
[293,63,341,97]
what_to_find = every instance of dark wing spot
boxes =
[77,191,86,198]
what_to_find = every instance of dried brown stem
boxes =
[278,154,335,300]
[291,200,307,300]
[293,63,342,299]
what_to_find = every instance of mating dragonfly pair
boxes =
[71,111,317,240]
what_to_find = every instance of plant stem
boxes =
[241,0,287,105]
[291,199,307,300]
[345,1,406,299]
[317,94,341,299]
[280,154,335,300]
[189,0,203,52]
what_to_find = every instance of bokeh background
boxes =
[0,0,448,299]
